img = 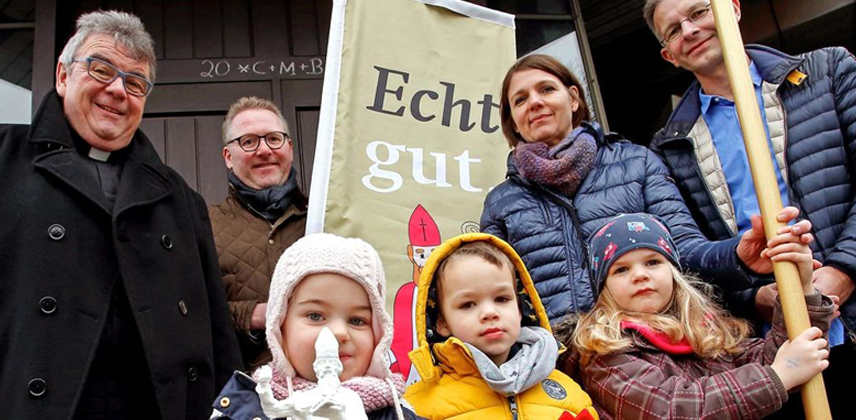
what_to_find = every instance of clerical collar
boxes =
[70,131,117,162]
[88,147,111,162]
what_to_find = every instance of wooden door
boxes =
[58,0,330,205]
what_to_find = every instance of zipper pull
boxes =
[508,395,518,420]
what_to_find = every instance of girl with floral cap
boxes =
[564,213,833,419]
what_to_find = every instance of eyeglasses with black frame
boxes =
[71,57,154,97]
[659,3,712,46]
[228,131,290,152]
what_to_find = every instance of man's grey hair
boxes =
[643,0,666,39]
[222,97,290,144]
[58,10,157,82]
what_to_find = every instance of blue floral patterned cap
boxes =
[588,213,681,295]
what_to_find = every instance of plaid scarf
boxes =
[253,366,406,413]
[513,126,597,197]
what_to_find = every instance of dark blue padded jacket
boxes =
[651,45,856,338]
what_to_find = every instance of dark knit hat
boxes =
[588,213,680,295]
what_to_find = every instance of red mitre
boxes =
[408,204,441,246]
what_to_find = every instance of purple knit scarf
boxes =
[513,126,597,197]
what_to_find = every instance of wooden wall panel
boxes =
[280,78,322,192]
[316,0,332,56]
[251,0,290,57]
[135,0,165,60]
[195,115,228,204]
[164,0,193,59]
[165,118,198,189]
[290,0,320,56]
[140,115,229,204]
[139,118,166,159]
[193,0,223,58]
[222,0,251,57]
[295,109,319,193]
[145,81,272,113]
[32,0,57,109]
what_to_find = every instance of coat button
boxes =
[187,367,198,382]
[161,235,173,249]
[28,378,47,397]
[219,397,231,408]
[48,224,65,241]
[268,239,275,245]
[178,300,188,316]
[39,297,57,315]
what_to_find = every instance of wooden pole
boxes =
[708,1,830,418]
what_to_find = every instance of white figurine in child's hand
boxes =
[256,327,368,420]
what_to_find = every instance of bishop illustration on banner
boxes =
[389,205,441,385]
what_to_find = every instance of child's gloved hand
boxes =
[771,326,830,391]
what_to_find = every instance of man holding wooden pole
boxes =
[645,0,856,418]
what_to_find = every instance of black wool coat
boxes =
[0,90,242,419]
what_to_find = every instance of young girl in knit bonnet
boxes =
[211,233,420,419]
[566,212,833,419]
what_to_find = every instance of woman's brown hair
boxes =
[500,54,591,148]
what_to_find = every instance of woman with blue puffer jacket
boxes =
[480,54,811,326]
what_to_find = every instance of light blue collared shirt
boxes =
[700,62,844,346]
[699,61,789,235]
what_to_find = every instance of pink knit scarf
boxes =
[621,320,694,355]
[253,367,406,413]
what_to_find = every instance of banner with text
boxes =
[308,0,515,384]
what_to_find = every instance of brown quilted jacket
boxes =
[208,187,307,369]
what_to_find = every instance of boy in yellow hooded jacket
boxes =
[404,233,597,419]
